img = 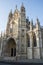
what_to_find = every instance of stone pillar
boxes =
[38,31,42,59]
[27,20,33,59]
[33,18,41,59]
[27,32,33,59]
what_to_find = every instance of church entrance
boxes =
[11,48,16,57]
[3,38,16,57]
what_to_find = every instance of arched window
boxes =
[33,33,37,47]
[26,34,30,47]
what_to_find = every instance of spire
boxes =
[36,18,40,30]
[36,18,40,26]
[30,19,33,30]
[36,18,40,25]
[14,5,18,12]
[16,5,17,9]
[22,2,24,7]
[21,3,25,12]
[9,9,12,18]
[15,5,17,10]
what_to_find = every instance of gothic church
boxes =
[0,4,43,60]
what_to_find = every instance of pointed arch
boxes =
[33,33,37,47]
[7,38,16,57]
[26,33,30,47]
[2,37,16,57]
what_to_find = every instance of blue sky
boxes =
[0,0,43,33]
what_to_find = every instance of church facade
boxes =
[0,4,43,60]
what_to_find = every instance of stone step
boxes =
[16,55,27,60]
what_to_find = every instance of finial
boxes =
[9,9,12,18]
[36,18,40,29]
[16,5,17,9]
[36,17,39,24]
[30,19,33,30]
[22,2,24,6]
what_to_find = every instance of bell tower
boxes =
[19,3,27,59]
[21,3,26,22]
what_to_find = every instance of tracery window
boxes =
[26,34,30,47]
[33,33,37,47]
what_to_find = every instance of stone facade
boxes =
[0,4,43,60]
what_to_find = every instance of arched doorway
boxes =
[4,38,16,57]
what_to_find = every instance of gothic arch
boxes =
[33,33,37,47]
[26,33,30,47]
[2,37,16,57]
